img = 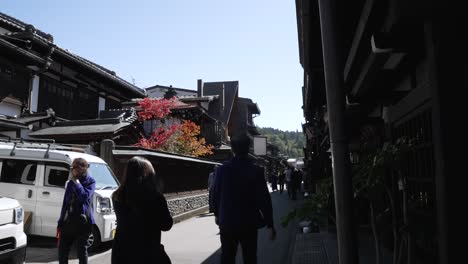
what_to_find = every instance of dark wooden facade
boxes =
[111,146,220,194]
[297,1,461,263]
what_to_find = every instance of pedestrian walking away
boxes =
[285,166,293,198]
[278,170,285,194]
[290,168,300,200]
[111,156,173,264]
[271,171,278,191]
[208,165,219,213]
[57,158,96,264]
[212,134,277,264]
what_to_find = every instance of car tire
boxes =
[87,225,101,252]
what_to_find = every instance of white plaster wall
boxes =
[30,75,40,112]
[99,97,106,112]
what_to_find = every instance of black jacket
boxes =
[212,156,274,231]
[111,191,173,264]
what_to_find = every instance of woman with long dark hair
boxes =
[111,156,173,264]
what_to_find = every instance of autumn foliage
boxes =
[166,120,213,157]
[136,98,213,157]
[137,97,176,120]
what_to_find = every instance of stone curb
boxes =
[172,205,210,224]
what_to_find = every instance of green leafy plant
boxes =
[281,137,414,264]
[353,137,414,264]
[281,177,332,228]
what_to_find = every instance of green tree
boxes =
[257,126,305,158]
[163,87,178,99]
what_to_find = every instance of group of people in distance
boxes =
[270,165,303,200]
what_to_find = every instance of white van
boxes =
[0,196,26,264]
[0,141,118,251]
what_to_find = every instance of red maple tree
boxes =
[135,98,213,157]
[137,97,176,121]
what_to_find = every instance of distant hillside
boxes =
[257,127,305,159]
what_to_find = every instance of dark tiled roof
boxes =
[178,95,219,102]
[145,85,196,94]
[0,12,145,97]
[0,12,51,41]
[29,108,138,137]
[0,118,28,129]
[112,147,221,166]
[12,110,58,124]
[239,97,261,115]
[53,47,145,97]
[29,122,131,137]
[99,108,138,123]
[13,115,51,124]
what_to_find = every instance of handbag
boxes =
[62,191,92,234]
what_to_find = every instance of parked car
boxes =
[0,140,118,251]
[0,196,26,264]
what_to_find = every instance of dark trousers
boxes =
[209,188,214,213]
[279,181,284,193]
[58,224,92,264]
[290,181,298,200]
[220,229,258,264]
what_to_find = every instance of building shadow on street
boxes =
[26,235,112,263]
[200,247,222,264]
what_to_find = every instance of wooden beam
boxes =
[344,0,375,82]
[350,50,388,99]
[386,81,430,125]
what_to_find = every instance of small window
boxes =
[44,163,70,188]
[0,159,37,185]
[21,164,37,185]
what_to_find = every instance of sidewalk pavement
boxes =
[290,224,394,264]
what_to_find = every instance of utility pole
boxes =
[318,0,359,263]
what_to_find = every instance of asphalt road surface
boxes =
[25,188,300,264]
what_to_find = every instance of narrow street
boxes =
[162,189,299,264]
[26,188,301,264]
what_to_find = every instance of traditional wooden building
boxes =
[28,108,142,145]
[297,1,460,263]
[197,79,263,160]
[0,12,145,139]
[197,80,261,139]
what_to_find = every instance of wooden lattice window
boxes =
[392,108,437,264]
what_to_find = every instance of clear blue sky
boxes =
[2,0,304,132]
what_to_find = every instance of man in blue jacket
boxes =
[212,134,276,264]
[57,157,96,264]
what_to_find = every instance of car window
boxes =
[0,159,37,185]
[44,162,70,188]
[89,163,119,190]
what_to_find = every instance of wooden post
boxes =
[318,0,359,263]
[424,13,466,263]
[100,139,115,172]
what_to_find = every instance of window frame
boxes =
[43,161,71,188]
[0,158,39,186]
